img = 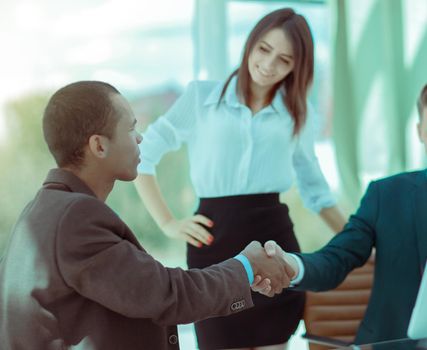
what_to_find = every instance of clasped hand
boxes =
[241,241,298,297]
[162,218,297,297]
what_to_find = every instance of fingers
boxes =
[251,276,270,290]
[260,241,293,291]
[251,275,273,297]
[259,285,273,297]
[193,214,214,228]
[163,220,205,247]
[247,240,262,249]
[184,234,204,248]
[189,215,214,245]
[165,216,214,247]
[252,275,262,285]
[188,222,214,245]
[264,240,279,256]
[252,275,282,295]
[241,240,291,294]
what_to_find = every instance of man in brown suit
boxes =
[0,81,293,350]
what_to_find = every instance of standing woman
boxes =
[135,8,346,350]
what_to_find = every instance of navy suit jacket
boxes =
[297,170,427,344]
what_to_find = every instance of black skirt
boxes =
[187,193,305,349]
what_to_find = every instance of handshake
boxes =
[240,240,299,297]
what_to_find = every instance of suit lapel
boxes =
[414,171,427,271]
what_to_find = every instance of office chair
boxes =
[302,255,375,350]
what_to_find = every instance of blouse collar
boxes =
[204,75,287,115]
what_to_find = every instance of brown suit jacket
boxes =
[0,169,253,350]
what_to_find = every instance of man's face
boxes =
[105,93,142,181]
[417,106,427,154]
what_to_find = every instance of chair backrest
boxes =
[303,256,375,350]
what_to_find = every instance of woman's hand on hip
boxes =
[160,215,214,247]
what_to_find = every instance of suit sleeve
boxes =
[55,196,253,325]
[296,181,378,291]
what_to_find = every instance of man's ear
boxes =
[88,134,109,159]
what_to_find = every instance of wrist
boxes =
[234,254,254,285]
[283,253,298,279]
[159,217,175,230]
[240,252,259,276]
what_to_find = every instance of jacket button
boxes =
[169,334,178,345]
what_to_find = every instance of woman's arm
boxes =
[292,103,346,231]
[135,174,214,247]
[134,174,174,228]
[319,205,347,234]
[134,82,214,247]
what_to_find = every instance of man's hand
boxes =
[251,275,272,296]
[264,240,299,279]
[240,241,295,297]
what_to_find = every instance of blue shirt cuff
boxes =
[234,254,254,285]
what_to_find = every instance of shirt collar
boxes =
[270,88,287,114]
[203,75,286,114]
[223,76,242,108]
[203,76,241,108]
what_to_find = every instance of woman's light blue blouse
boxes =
[137,77,336,213]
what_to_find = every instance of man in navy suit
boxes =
[259,83,427,344]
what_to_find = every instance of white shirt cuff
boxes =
[288,253,305,286]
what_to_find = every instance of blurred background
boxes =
[0,0,426,347]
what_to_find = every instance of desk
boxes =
[337,338,427,349]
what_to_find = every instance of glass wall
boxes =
[0,0,196,260]
[1,0,426,264]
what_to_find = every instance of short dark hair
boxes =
[417,84,427,120]
[43,81,120,167]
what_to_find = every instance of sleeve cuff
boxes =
[288,253,305,286]
[234,254,254,285]
[307,196,337,214]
